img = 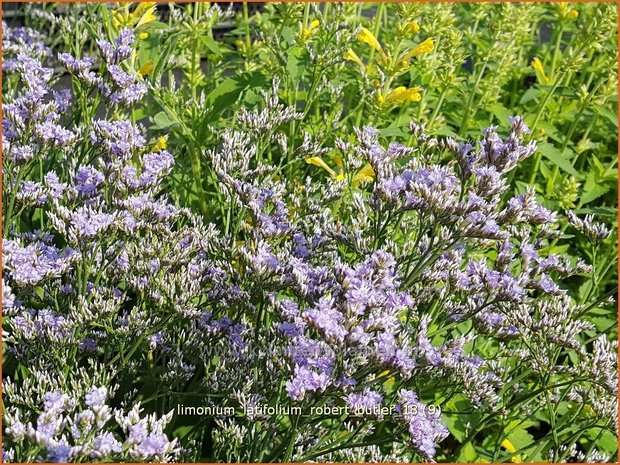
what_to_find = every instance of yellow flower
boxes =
[343,49,365,69]
[383,86,422,106]
[136,7,157,29]
[112,9,128,29]
[404,21,420,34]
[334,154,344,171]
[501,439,523,463]
[306,156,344,181]
[352,163,375,187]
[558,2,579,20]
[358,27,387,59]
[138,32,149,40]
[531,57,550,85]
[138,59,155,77]
[135,4,157,29]
[112,2,157,30]
[501,439,516,453]
[152,135,168,152]
[133,2,156,15]
[400,38,434,63]
[302,19,320,39]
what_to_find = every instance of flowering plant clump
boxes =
[2,3,618,464]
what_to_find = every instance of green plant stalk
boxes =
[186,22,209,218]
[527,77,563,185]
[546,77,605,193]
[459,59,489,133]
[549,24,563,80]
[428,85,448,129]
[242,2,251,52]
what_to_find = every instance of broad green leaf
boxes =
[581,172,611,204]
[205,77,244,118]
[151,111,179,130]
[457,442,479,462]
[435,126,460,138]
[584,428,618,454]
[574,206,617,218]
[379,127,408,138]
[200,35,223,57]
[488,102,512,126]
[286,46,304,85]
[504,426,535,450]
[519,88,539,105]
[536,142,579,177]
[593,105,618,128]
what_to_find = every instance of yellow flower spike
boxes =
[343,49,365,69]
[531,57,550,85]
[358,27,387,59]
[384,86,422,106]
[152,135,168,152]
[138,59,155,77]
[352,163,375,187]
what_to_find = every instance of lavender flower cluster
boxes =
[2,19,616,464]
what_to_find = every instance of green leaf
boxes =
[536,142,579,177]
[435,126,460,138]
[151,34,179,82]
[150,111,179,130]
[442,396,477,443]
[504,426,535,450]
[593,105,618,128]
[457,442,478,462]
[286,46,304,85]
[172,425,195,440]
[205,77,244,119]
[583,428,618,454]
[281,26,296,45]
[581,172,611,204]
[574,206,617,218]
[488,102,512,126]
[519,88,539,105]
[200,35,223,57]
[203,72,267,123]
[378,127,408,138]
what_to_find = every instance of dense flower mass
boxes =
[2,3,618,464]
